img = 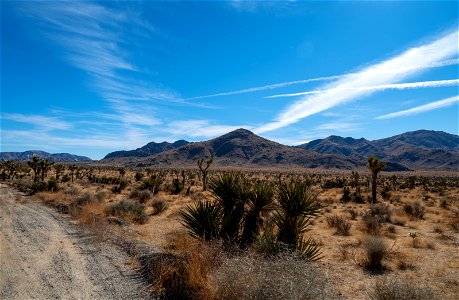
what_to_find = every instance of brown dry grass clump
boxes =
[371,276,435,300]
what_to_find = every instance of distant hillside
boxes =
[298,130,459,170]
[0,150,92,162]
[100,129,458,171]
[104,140,189,159]
[128,129,367,170]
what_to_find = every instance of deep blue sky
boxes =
[1,1,458,159]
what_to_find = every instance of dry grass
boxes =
[211,253,336,300]
[8,169,459,299]
[371,276,435,300]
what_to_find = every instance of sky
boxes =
[1,1,458,160]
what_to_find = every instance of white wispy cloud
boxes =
[254,30,459,133]
[187,58,459,100]
[375,96,459,120]
[315,122,363,132]
[2,113,72,131]
[186,75,343,100]
[266,79,459,98]
[21,1,186,133]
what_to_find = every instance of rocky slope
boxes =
[0,151,92,162]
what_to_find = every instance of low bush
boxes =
[371,276,434,300]
[75,191,96,206]
[362,236,387,271]
[95,191,106,202]
[362,214,382,235]
[369,204,392,223]
[130,189,152,203]
[63,186,80,196]
[111,179,129,194]
[140,240,221,299]
[105,199,148,224]
[47,177,59,192]
[211,253,335,299]
[151,199,168,215]
[326,215,351,236]
[403,201,425,219]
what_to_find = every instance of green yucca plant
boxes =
[240,181,274,247]
[296,237,323,261]
[209,172,250,241]
[179,175,323,260]
[178,200,221,241]
[274,180,321,249]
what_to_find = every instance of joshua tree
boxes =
[39,158,54,182]
[367,156,386,204]
[54,164,65,180]
[28,156,41,182]
[68,164,78,182]
[117,167,126,178]
[197,157,213,191]
[351,171,360,194]
[2,160,20,180]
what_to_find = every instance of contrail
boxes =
[186,58,459,100]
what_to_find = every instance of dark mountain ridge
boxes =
[102,129,458,171]
[104,140,189,159]
[298,130,458,170]
[0,150,92,162]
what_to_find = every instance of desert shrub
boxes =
[134,171,144,182]
[75,191,96,206]
[168,178,183,195]
[14,178,33,193]
[138,190,152,203]
[362,236,387,271]
[30,181,48,194]
[61,174,71,183]
[380,186,391,201]
[439,199,449,209]
[95,191,106,202]
[130,189,152,203]
[387,225,396,234]
[111,179,129,194]
[397,260,416,271]
[105,199,148,224]
[369,204,392,223]
[140,241,221,299]
[326,215,351,236]
[141,175,163,194]
[403,201,425,219]
[47,177,59,192]
[362,214,382,235]
[352,192,365,204]
[341,187,351,202]
[253,231,291,257]
[391,215,406,226]
[211,253,335,300]
[371,276,434,300]
[152,199,168,215]
[321,177,345,189]
[348,209,358,220]
[64,186,80,196]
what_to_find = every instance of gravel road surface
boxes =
[0,184,147,299]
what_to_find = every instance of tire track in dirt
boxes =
[0,184,147,299]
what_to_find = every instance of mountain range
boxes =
[0,150,92,162]
[103,129,459,171]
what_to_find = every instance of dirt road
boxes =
[0,184,147,299]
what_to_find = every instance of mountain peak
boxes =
[228,128,255,135]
